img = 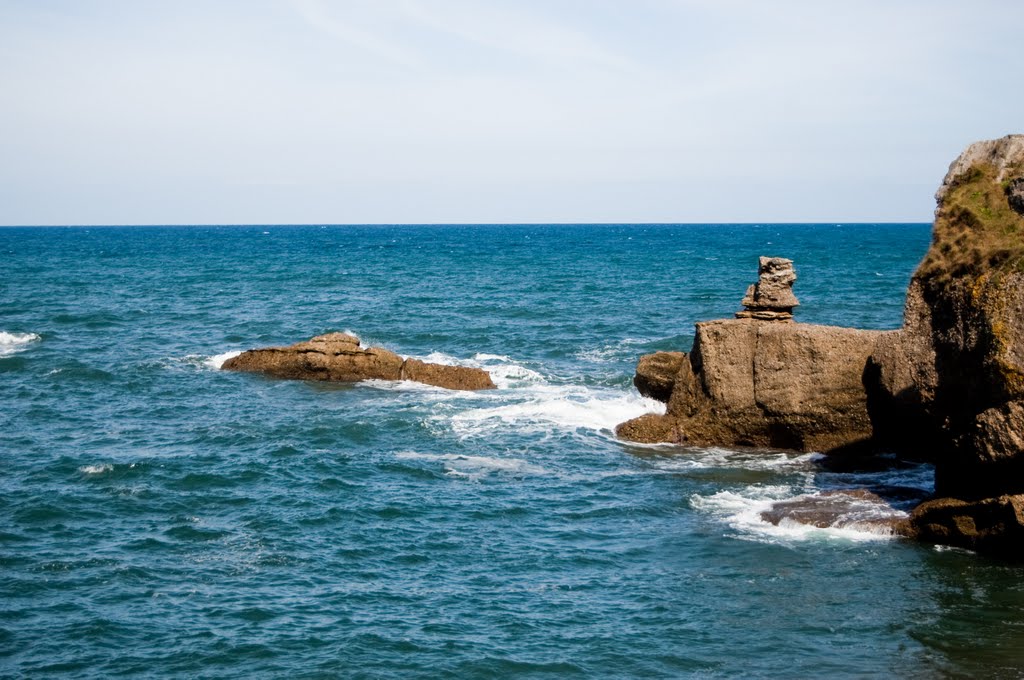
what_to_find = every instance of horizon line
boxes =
[0,220,933,228]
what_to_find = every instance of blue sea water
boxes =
[3,223,1024,678]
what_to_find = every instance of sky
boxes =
[1,0,1022,225]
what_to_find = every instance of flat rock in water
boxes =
[760,489,910,535]
[222,333,496,391]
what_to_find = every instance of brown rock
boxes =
[633,351,687,402]
[400,358,496,391]
[617,319,885,452]
[760,489,910,535]
[222,333,495,391]
[614,413,680,444]
[737,256,800,317]
[866,134,1024,498]
[908,495,1024,559]
[1007,177,1024,216]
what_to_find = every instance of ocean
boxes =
[3,223,1024,678]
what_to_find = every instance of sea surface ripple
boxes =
[4,224,1024,678]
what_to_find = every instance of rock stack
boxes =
[735,257,799,321]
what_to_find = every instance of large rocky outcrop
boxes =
[617,317,886,452]
[618,134,1024,557]
[222,332,496,391]
[867,135,1024,499]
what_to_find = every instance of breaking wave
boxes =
[0,331,41,358]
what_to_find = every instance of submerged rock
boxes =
[222,333,496,391]
[760,489,910,535]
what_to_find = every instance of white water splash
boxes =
[203,350,242,370]
[691,485,906,544]
[449,384,663,438]
[641,449,823,472]
[0,331,41,358]
[79,463,113,475]
[574,337,653,364]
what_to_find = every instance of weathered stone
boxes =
[400,358,496,391]
[1008,177,1024,216]
[617,319,885,452]
[633,351,687,402]
[735,310,793,321]
[737,256,800,316]
[760,489,910,535]
[614,413,680,444]
[908,495,1024,559]
[866,134,1024,499]
[223,333,496,391]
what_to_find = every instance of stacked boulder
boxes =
[735,257,799,321]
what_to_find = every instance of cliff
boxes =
[868,135,1024,499]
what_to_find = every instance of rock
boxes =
[857,134,1024,557]
[1008,177,1024,216]
[866,134,1024,499]
[614,412,681,444]
[633,351,687,402]
[908,495,1024,559]
[222,333,496,391]
[400,357,497,391]
[617,318,885,452]
[736,256,799,319]
[760,489,910,535]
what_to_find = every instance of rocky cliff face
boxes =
[867,135,1024,499]
[222,332,496,391]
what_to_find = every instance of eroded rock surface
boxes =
[736,256,799,321]
[222,333,496,391]
[760,489,910,535]
[908,495,1024,559]
[866,135,1024,499]
[633,351,686,402]
[617,318,885,452]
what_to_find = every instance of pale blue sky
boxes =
[1,0,1021,225]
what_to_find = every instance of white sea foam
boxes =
[449,385,663,438]
[404,351,545,389]
[79,463,113,475]
[641,449,822,472]
[394,450,548,479]
[0,331,41,358]
[691,485,906,544]
[204,350,243,370]
[574,338,652,364]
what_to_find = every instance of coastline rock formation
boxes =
[868,135,1024,501]
[619,134,1024,557]
[222,332,496,391]
[866,134,1024,556]
[618,262,886,452]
